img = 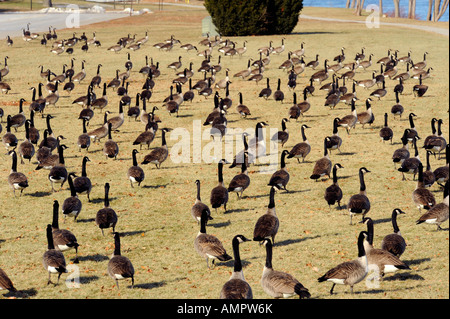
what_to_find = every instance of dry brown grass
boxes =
[0,5,448,301]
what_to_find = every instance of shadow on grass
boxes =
[275,235,320,247]
[4,288,38,299]
[77,254,110,263]
[79,275,101,285]
[120,230,147,237]
[89,196,118,204]
[141,183,169,189]
[383,271,425,282]
[224,207,251,214]
[25,191,52,197]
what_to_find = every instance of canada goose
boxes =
[260,238,310,299]
[51,64,67,84]
[423,151,436,188]
[412,66,433,80]
[306,54,319,69]
[3,116,18,151]
[357,53,373,70]
[91,83,108,112]
[379,113,394,144]
[168,55,182,71]
[229,133,255,169]
[44,80,59,107]
[233,59,252,79]
[194,208,232,269]
[141,128,170,168]
[61,174,82,223]
[412,74,428,97]
[35,137,62,170]
[278,52,293,71]
[103,123,119,160]
[27,111,39,144]
[29,86,44,114]
[405,113,419,143]
[18,120,35,164]
[73,156,92,202]
[247,65,264,84]
[433,144,449,187]
[288,92,301,121]
[268,150,290,192]
[0,267,16,293]
[183,78,195,103]
[126,149,145,188]
[320,73,337,93]
[271,118,289,147]
[108,69,121,90]
[393,63,411,82]
[361,217,410,277]
[63,74,75,94]
[96,183,118,236]
[324,87,340,109]
[73,84,94,107]
[318,231,368,295]
[310,137,332,181]
[370,78,387,100]
[391,91,404,119]
[90,64,102,88]
[324,163,344,209]
[133,121,157,150]
[87,111,110,143]
[43,224,67,285]
[423,118,439,149]
[258,78,272,100]
[273,79,285,103]
[209,159,229,213]
[298,88,311,114]
[9,98,26,132]
[72,60,86,83]
[347,167,371,225]
[220,234,252,299]
[215,69,231,90]
[192,180,213,224]
[310,59,329,84]
[357,71,377,89]
[107,101,125,131]
[6,35,13,47]
[398,50,412,63]
[416,180,449,231]
[377,49,392,65]
[253,186,279,243]
[398,135,421,180]
[248,121,269,161]
[412,162,436,212]
[392,129,410,167]
[337,98,358,134]
[287,124,311,163]
[228,152,250,199]
[7,150,28,197]
[51,199,79,264]
[48,144,68,192]
[355,47,366,61]
[219,82,233,111]
[165,86,180,116]
[424,119,447,160]
[381,209,407,257]
[326,118,343,153]
[77,118,91,152]
[107,233,137,291]
[39,115,59,151]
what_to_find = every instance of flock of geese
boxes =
[0,21,448,299]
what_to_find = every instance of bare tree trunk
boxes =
[43,0,53,7]
[379,0,383,16]
[351,0,357,9]
[346,0,351,8]
[408,0,416,19]
[393,0,400,17]
[427,0,433,20]
[434,0,449,21]
[355,0,365,15]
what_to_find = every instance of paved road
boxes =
[0,11,129,39]
[299,14,449,37]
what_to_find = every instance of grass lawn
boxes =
[0,4,448,300]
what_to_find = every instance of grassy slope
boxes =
[0,6,448,299]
